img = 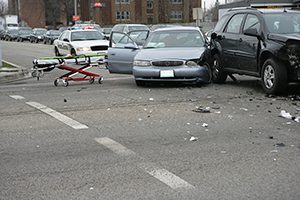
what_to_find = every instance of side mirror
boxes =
[63,38,69,42]
[244,28,260,38]
[211,32,217,40]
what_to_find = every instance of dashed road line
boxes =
[9,95,25,100]
[26,101,88,130]
[95,137,136,157]
[95,137,195,192]
[139,162,195,191]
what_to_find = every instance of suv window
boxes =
[214,14,229,32]
[225,14,245,34]
[243,14,260,33]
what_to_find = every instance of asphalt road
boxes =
[0,40,300,200]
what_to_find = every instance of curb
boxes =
[0,60,31,83]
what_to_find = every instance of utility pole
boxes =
[74,0,78,16]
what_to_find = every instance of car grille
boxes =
[151,60,184,67]
[91,46,108,51]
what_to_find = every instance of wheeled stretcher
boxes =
[32,54,106,87]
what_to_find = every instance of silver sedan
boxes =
[107,27,211,86]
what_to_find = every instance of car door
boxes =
[238,14,261,72]
[221,14,246,69]
[107,32,141,74]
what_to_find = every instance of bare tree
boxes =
[0,1,8,16]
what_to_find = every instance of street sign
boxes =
[94,2,102,7]
[72,15,80,21]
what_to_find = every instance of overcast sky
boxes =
[203,0,227,9]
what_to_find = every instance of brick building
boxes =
[79,0,202,26]
[8,0,67,28]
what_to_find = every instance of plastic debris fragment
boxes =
[189,136,198,141]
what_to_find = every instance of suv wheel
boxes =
[262,58,287,94]
[211,54,227,83]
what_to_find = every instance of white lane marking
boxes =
[9,95,25,100]
[95,137,136,157]
[139,162,195,191]
[95,137,195,192]
[26,101,88,130]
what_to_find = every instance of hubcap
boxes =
[263,65,275,89]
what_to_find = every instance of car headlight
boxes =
[186,61,199,67]
[133,60,151,67]
[76,47,92,51]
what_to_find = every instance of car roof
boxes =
[228,7,300,14]
[153,26,200,32]
[114,24,147,27]
[67,29,100,33]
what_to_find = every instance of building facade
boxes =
[80,0,202,26]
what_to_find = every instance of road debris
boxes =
[202,123,208,128]
[279,110,300,123]
[192,106,211,113]
[270,150,278,153]
[64,99,67,102]
[189,136,198,141]
[149,98,154,101]
[221,151,226,154]
[275,143,286,147]
[240,108,248,111]
[279,110,293,120]
[269,136,274,139]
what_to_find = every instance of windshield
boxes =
[71,31,104,41]
[128,26,149,32]
[50,30,61,36]
[144,30,205,48]
[19,30,33,34]
[264,13,300,34]
[36,30,46,34]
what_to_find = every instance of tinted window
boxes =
[225,14,245,34]
[214,14,230,32]
[243,14,260,33]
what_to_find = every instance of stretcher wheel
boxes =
[98,77,103,84]
[63,80,69,87]
[31,71,37,77]
[54,79,59,86]
[89,77,95,84]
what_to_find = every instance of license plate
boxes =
[160,70,174,78]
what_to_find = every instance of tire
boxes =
[54,79,59,86]
[54,47,60,56]
[43,39,46,44]
[211,54,227,83]
[30,39,33,43]
[70,49,76,56]
[89,77,95,84]
[98,77,103,84]
[135,80,145,86]
[35,39,38,43]
[261,58,287,94]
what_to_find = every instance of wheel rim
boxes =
[263,64,275,89]
[212,59,220,80]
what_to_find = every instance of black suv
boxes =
[211,8,300,94]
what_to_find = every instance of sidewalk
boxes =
[0,60,30,83]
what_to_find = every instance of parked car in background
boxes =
[149,24,182,31]
[72,23,102,32]
[4,29,18,41]
[43,30,61,44]
[0,30,6,40]
[102,27,112,39]
[30,28,47,43]
[210,8,300,94]
[16,27,33,42]
[53,29,109,56]
[111,24,149,34]
[107,26,211,86]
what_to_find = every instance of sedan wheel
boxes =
[211,54,227,83]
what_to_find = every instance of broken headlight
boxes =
[287,45,300,69]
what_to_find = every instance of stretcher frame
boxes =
[32,54,106,87]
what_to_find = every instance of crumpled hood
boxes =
[71,40,109,48]
[135,47,206,61]
[268,33,300,43]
